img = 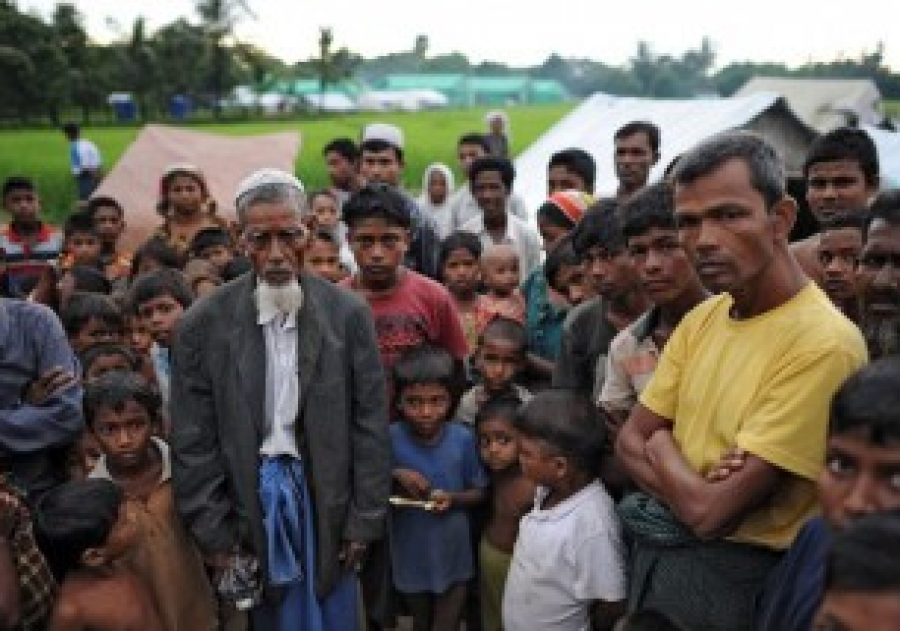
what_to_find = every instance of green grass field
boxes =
[0,104,574,224]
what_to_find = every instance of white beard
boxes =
[256,278,304,321]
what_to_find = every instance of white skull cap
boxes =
[234,168,305,205]
[362,122,404,149]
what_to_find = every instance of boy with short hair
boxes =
[600,182,708,431]
[84,196,130,280]
[814,512,900,631]
[341,183,469,401]
[359,123,441,278]
[85,197,126,254]
[554,202,650,399]
[458,317,532,426]
[85,371,218,630]
[503,390,626,630]
[33,479,165,631]
[547,148,596,195]
[60,211,103,272]
[79,343,138,383]
[188,226,234,274]
[817,211,867,321]
[305,229,346,283]
[0,176,63,297]
[793,127,879,282]
[756,358,900,630]
[61,292,124,355]
[129,268,193,423]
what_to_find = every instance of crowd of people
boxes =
[0,114,899,631]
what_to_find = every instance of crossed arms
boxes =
[615,404,782,539]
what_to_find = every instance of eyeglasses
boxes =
[858,252,900,272]
[243,227,307,251]
[351,234,405,250]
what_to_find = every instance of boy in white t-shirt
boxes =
[503,390,626,631]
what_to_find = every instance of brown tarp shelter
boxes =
[91,124,301,251]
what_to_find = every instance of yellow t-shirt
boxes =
[640,283,867,550]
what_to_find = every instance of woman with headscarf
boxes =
[416,163,456,240]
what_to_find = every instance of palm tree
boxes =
[196,0,254,117]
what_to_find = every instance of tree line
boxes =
[1,0,898,125]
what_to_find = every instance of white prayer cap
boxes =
[234,168,305,205]
[362,123,404,149]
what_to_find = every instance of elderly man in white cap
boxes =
[359,122,442,278]
[170,168,390,629]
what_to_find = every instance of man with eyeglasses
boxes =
[169,168,390,630]
[858,190,900,359]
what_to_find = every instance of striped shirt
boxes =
[0,223,62,295]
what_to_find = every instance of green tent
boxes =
[381,74,468,106]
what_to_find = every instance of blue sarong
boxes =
[253,456,358,631]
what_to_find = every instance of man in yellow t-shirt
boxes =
[616,131,867,630]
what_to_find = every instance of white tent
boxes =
[737,77,883,133]
[356,89,449,112]
[864,125,900,188]
[514,92,816,214]
[405,89,450,109]
[301,93,357,113]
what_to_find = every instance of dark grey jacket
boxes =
[170,272,390,597]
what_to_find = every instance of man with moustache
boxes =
[170,169,390,630]
[792,128,880,282]
[858,190,900,359]
[613,121,660,202]
[616,132,867,629]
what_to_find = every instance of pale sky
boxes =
[23,0,900,71]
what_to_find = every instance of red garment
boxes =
[343,269,469,371]
[475,291,526,334]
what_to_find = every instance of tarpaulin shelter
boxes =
[91,124,300,251]
[737,77,884,132]
[513,92,817,216]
